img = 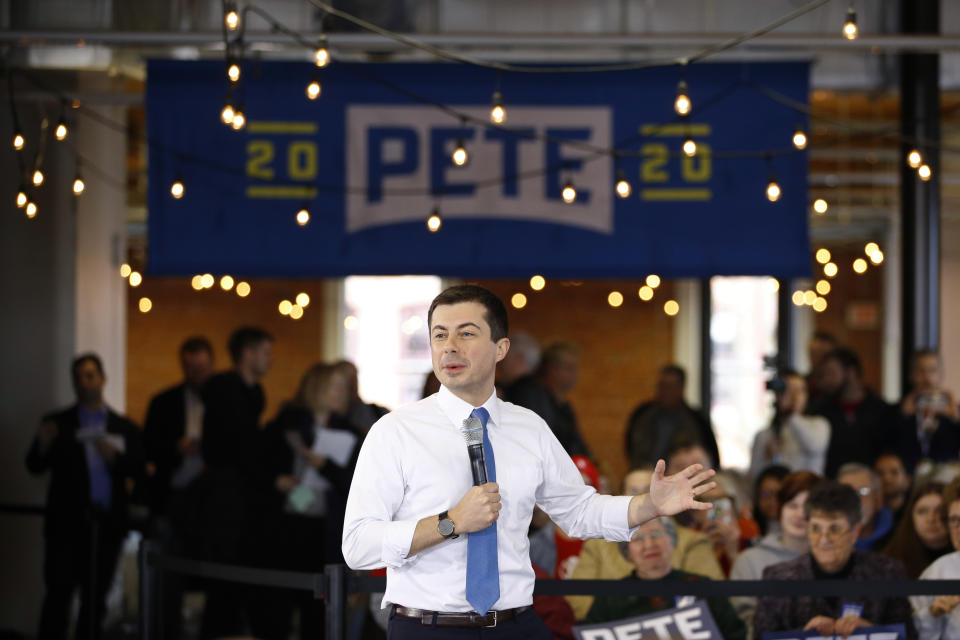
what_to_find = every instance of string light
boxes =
[343,315,359,330]
[803,290,817,305]
[842,5,858,40]
[279,300,293,315]
[306,77,321,100]
[296,207,310,226]
[824,262,838,278]
[615,171,631,198]
[231,105,246,130]
[907,149,922,168]
[25,201,37,218]
[870,250,884,265]
[682,137,697,157]
[289,304,304,320]
[674,80,691,116]
[221,102,235,124]
[646,274,661,288]
[791,290,805,306]
[816,279,831,295]
[511,293,528,309]
[296,292,310,307]
[766,176,781,202]
[227,62,241,83]
[170,179,185,199]
[201,274,215,289]
[608,291,624,308]
[314,36,331,68]
[236,281,251,297]
[853,258,868,274]
[32,169,44,186]
[220,275,235,291]
[16,185,27,208]
[73,172,85,195]
[792,126,807,150]
[224,3,240,31]
[55,119,68,141]
[864,242,879,256]
[664,300,680,316]
[139,297,153,313]
[812,297,828,313]
[815,248,831,264]
[120,264,132,278]
[452,138,468,167]
[426,207,442,232]
[129,271,143,287]
[561,179,577,204]
[918,164,931,181]
[638,285,654,301]
[490,91,506,124]
[529,275,546,291]
[767,277,780,292]
[13,129,24,151]
[813,198,828,214]
[191,275,204,290]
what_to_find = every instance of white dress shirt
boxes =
[911,550,960,639]
[342,385,634,612]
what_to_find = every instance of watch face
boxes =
[438,519,455,537]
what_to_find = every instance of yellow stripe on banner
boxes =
[247,121,318,134]
[246,185,318,199]
[641,188,712,201]
[640,124,712,137]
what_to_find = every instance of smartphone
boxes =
[706,497,733,524]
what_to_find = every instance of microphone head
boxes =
[460,417,483,446]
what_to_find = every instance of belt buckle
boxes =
[483,610,497,628]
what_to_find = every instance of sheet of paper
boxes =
[313,429,356,467]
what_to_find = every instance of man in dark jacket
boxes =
[26,353,144,640]
[754,481,916,639]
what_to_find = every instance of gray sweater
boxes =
[729,533,806,639]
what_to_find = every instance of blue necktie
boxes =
[465,407,500,614]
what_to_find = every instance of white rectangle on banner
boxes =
[346,106,613,233]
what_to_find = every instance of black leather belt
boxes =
[393,605,532,628]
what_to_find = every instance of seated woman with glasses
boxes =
[583,517,746,640]
[911,476,960,639]
[754,481,917,640]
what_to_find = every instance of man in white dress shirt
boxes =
[342,284,716,638]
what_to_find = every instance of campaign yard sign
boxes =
[573,600,723,640]
[761,623,907,640]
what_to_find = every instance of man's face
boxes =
[622,470,654,496]
[874,455,910,500]
[181,350,214,390]
[656,372,684,407]
[73,360,106,404]
[547,351,579,396]
[818,357,846,395]
[807,510,859,572]
[667,446,710,475]
[838,470,878,526]
[627,520,674,580]
[245,340,273,378]
[430,302,508,403]
[911,354,942,394]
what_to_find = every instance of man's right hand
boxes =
[37,420,58,448]
[448,483,501,534]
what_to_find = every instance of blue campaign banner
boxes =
[761,623,907,640]
[146,59,810,278]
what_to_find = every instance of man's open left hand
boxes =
[648,459,716,517]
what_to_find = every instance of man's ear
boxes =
[495,337,511,364]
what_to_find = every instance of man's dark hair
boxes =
[660,364,687,386]
[804,481,862,527]
[427,285,508,342]
[823,347,862,377]
[72,353,104,381]
[180,336,213,357]
[812,330,838,345]
[227,327,273,364]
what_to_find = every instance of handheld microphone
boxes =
[460,417,487,485]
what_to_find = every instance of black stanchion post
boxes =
[139,538,160,640]
[324,564,345,640]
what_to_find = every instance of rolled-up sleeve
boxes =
[342,417,420,570]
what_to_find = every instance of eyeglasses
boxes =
[947,516,960,530]
[808,522,853,541]
[631,531,666,543]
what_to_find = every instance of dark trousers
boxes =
[387,607,552,640]
[38,515,125,640]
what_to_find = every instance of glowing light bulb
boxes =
[452,140,468,167]
[343,315,359,330]
[306,79,321,100]
[55,121,68,141]
[32,169,44,186]
[170,180,184,199]
[813,297,828,313]
[201,273,214,289]
[813,198,828,214]
[73,175,85,195]
[314,46,330,68]
[490,91,506,124]
[843,7,858,40]
[139,297,153,313]
[638,285,654,301]
[664,300,680,316]
[816,279,831,295]
[766,180,781,202]
[816,248,831,264]
[853,258,868,274]
[191,275,204,290]
[120,264,132,278]
[615,172,631,198]
[561,180,577,204]
[279,300,293,315]
[682,138,697,157]
[296,292,310,307]
[236,281,251,297]
[646,274,661,288]
[530,275,546,291]
[674,80,691,116]
[25,201,37,218]
[16,187,27,208]
[129,271,143,287]
[767,277,780,292]
[227,63,241,83]
[13,131,24,150]
[220,275,235,291]
[225,9,240,31]
[907,150,922,168]
[427,209,442,232]
[289,304,304,320]
[792,290,805,306]
[918,164,932,181]
[231,109,246,131]
[792,129,807,150]
[296,208,310,226]
[864,242,879,256]
[803,290,817,305]
[870,250,884,265]
[511,293,528,309]
[608,291,624,308]
[824,262,838,277]
[221,103,235,124]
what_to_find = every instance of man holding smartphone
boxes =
[898,350,960,473]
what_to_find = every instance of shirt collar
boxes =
[437,384,500,430]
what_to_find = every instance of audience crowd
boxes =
[25,326,960,639]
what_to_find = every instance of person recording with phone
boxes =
[685,473,756,576]
[342,285,718,639]
[897,350,960,474]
